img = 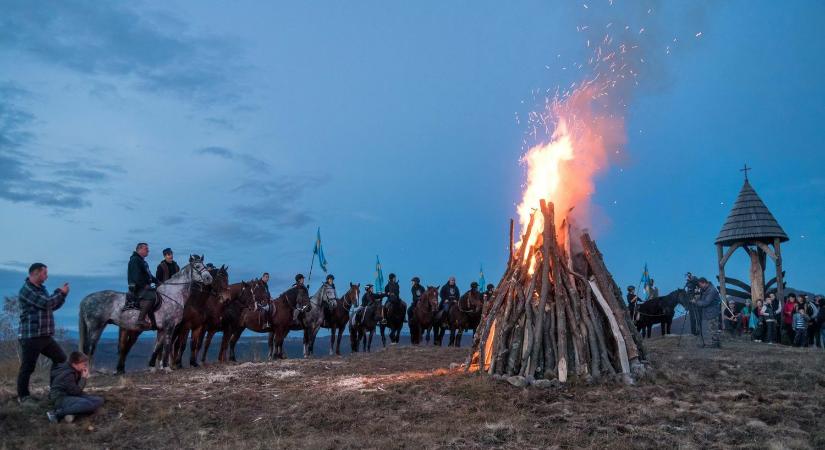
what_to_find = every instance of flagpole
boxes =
[308,250,316,290]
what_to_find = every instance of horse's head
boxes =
[188,255,213,285]
[423,286,439,311]
[343,283,360,307]
[212,265,231,303]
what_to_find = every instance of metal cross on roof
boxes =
[740,164,752,181]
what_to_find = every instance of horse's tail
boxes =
[78,310,88,354]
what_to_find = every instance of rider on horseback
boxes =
[437,276,461,320]
[482,283,495,303]
[408,276,425,316]
[291,274,310,323]
[358,284,387,323]
[314,274,337,310]
[128,243,161,331]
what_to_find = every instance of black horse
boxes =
[635,289,691,337]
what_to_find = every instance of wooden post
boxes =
[717,243,728,306]
[774,238,784,302]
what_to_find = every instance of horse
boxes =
[379,293,407,346]
[321,283,359,356]
[170,265,230,368]
[435,289,483,347]
[408,286,438,345]
[296,285,327,358]
[219,281,309,361]
[349,303,380,353]
[78,255,213,374]
[635,289,691,338]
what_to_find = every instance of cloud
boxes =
[0,1,243,104]
[194,146,270,173]
[0,84,123,210]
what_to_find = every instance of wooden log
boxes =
[542,301,557,379]
[527,200,554,378]
[519,293,535,377]
[508,218,515,268]
[584,283,613,375]
[588,278,630,376]
[548,211,568,382]
[580,233,641,363]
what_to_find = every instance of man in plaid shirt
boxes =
[17,262,70,405]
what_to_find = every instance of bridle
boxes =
[156,261,212,309]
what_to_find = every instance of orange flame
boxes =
[516,85,625,263]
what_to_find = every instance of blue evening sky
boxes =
[1,1,823,331]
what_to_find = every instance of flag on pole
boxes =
[479,264,486,290]
[639,263,651,299]
[313,227,328,273]
[374,255,384,293]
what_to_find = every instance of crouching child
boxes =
[47,351,103,423]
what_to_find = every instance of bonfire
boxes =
[467,87,648,386]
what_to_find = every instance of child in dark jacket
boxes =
[46,351,103,423]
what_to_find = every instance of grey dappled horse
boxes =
[78,256,213,374]
[297,286,327,358]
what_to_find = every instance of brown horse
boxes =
[408,286,438,345]
[220,281,308,361]
[379,293,407,346]
[436,289,483,347]
[170,265,230,368]
[322,283,359,356]
[349,303,380,353]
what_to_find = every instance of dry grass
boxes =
[1,337,824,449]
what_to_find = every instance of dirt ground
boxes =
[1,336,824,449]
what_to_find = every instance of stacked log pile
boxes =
[467,200,648,385]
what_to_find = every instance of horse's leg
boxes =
[160,330,174,371]
[229,329,243,362]
[218,329,229,363]
[268,331,276,360]
[329,326,336,356]
[190,325,203,367]
[455,329,463,348]
[87,325,105,371]
[201,329,215,364]
[303,327,310,358]
[335,326,344,355]
[379,325,386,348]
[367,329,374,352]
[116,328,129,375]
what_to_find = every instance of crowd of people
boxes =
[723,292,825,348]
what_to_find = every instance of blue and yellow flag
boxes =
[639,263,651,299]
[479,264,486,290]
[374,255,384,292]
[313,227,328,273]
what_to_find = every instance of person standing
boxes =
[814,296,825,350]
[793,305,810,347]
[693,278,722,348]
[782,294,797,345]
[46,352,103,423]
[17,263,69,405]
[129,243,161,330]
[761,297,778,344]
[626,286,640,321]
[154,248,180,284]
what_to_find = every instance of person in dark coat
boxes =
[693,277,722,348]
[360,284,387,308]
[261,272,272,298]
[16,263,69,405]
[155,248,180,284]
[626,286,640,321]
[291,274,309,322]
[46,352,103,423]
[483,284,495,303]
[129,243,160,330]
[439,277,461,314]
[385,273,400,298]
[410,277,424,307]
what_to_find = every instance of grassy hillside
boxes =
[1,338,824,449]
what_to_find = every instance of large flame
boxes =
[516,85,624,262]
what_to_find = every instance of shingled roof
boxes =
[715,179,789,245]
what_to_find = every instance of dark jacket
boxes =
[411,284,424,305]
[155,260,180,284]
[695,284,721,320]
[49,362,86,404]
[440,283,460,303]
[385,280,400,298]
[483,289,495,302]
[128,252,158,292]
[18,279,67,339]
[360,291,386,308]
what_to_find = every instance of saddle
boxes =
[123,289,162,312]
